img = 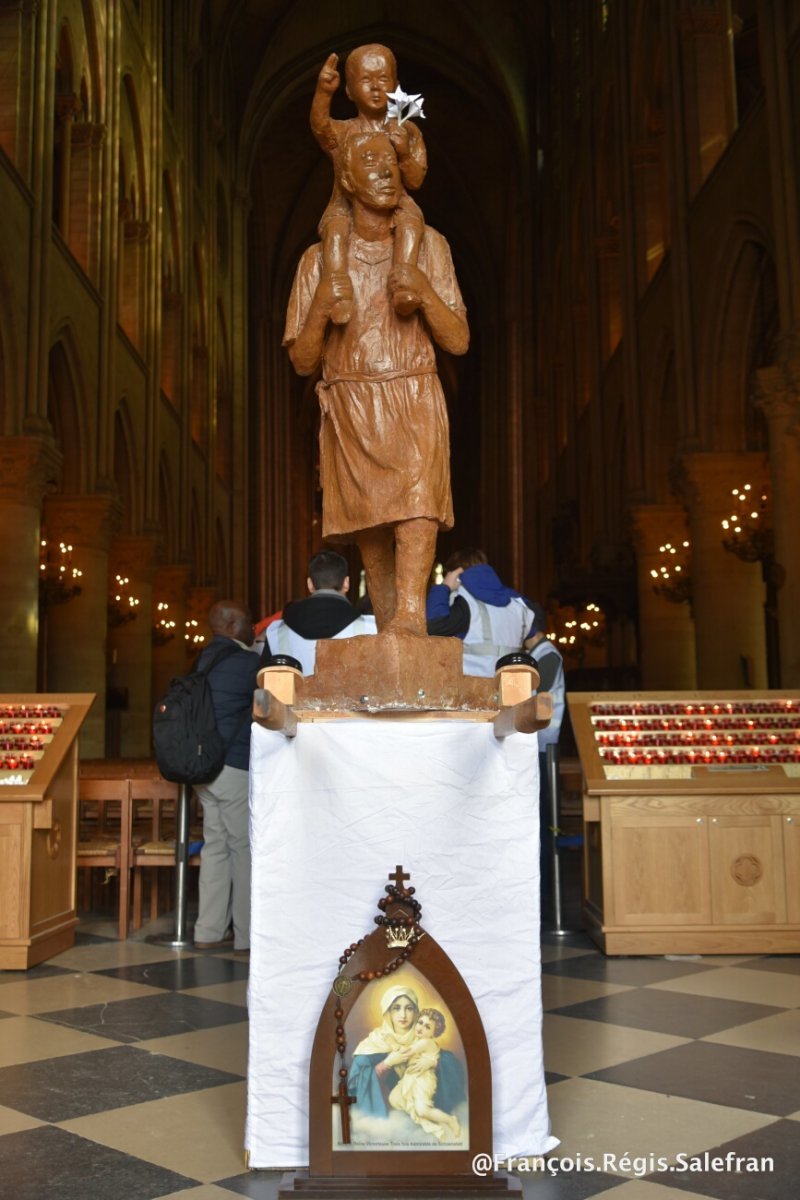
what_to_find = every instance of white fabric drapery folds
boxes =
[246,718,557,1168]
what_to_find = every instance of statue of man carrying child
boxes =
[284,44,469,637]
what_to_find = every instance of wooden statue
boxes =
[284,46,469,637]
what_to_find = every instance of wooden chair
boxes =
[75,778,132,940]
[130,778,202,930]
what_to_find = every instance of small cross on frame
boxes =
[389,864,410,889]
[331,1080,356,1144]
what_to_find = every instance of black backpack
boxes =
[152,644,242,784]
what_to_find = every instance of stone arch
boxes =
[157,453,177,562]
[191,243,208,445]
[47,333,88,494]
[53,20,77,232]
[0,5,24,162]
[113,400,139,534]
[160,169,182,402]
[215,299,232,485]
[644,331,678,503]
[68,1,103,275]
[190,489,204,582]
[118,73,148,346]
[216,180,229,277]
[630,3,668,288]
[0,250,20,433]
[550,248,570,453]
[216,517,229,595]
[595,87,622,357]
[571,186,590,411]
[606,399,627,543]
[702,220,777,451]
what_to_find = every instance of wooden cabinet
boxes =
[608,803,712,926]
[570,692,800,955]
[0,694,94,969]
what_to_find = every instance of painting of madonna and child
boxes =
[335,966,468,1151]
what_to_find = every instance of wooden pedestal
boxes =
[278,1169,521,1197]
[0,693,94,969]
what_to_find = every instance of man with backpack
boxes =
[191,600,261,953]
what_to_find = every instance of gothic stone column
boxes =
[755,368,800,685]
[630,503,697,689]
[41,494,120,756]
[108,535,158,757]
[679,453,768,689]
[0,436,61,691]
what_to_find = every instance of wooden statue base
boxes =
[255,632,553,737]
[277,1170,522,1197]
[305,632,498,713]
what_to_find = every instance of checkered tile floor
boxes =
[1,892,798,1199]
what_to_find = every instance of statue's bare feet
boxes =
[392,289,420,316]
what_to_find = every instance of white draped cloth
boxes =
[245,719,557,1167]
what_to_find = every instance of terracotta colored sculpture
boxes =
[284,56,469,637]
[311,44,427,322]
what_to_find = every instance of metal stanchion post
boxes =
[545,743,571,937]
[146,783,194,950]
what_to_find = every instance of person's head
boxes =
[340,131,400,211]
[308,550,349,594]
[344,44,397,117]
[444,547,488,573]
[528,600,548,635]
[416,1008,446,1039]
[524,600,548,649]
[208,600,254,646]
[381,986,419,1034]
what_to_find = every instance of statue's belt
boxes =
[315,365,438,405]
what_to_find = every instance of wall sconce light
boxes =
[721,483,773,563]
[108,574,141,627]
[39,538,83,609]
[185,619,206,651]
[650,541,691,604]
[152,600,176,646]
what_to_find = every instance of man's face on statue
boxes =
[345,136,401,210]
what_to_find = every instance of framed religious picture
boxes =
[334,962,468,1152]
[278,867,520,1198]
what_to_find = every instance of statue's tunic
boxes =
[283,227,464,539]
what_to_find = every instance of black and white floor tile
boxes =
[0,879,797,1199]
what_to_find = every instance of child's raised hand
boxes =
[387,122,411,158]
[317,53,340,94]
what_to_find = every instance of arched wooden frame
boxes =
[308,892,496,1182]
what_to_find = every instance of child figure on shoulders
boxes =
[311,43,427,324]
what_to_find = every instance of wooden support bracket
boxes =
[493,692,553,739]
[252,688,298,738]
